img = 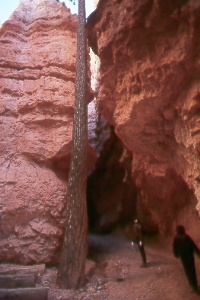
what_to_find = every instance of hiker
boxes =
[173,225,200,293]
[132,219,147,267]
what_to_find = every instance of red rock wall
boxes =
[0,0,95,264]
[87,0,200,236]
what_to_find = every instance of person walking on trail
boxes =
[173,225,200,293]
[132,219,147,267]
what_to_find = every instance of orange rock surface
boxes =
[87,0,200,235]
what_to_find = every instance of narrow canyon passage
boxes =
[1,0,200,296]
[86,230,200,300]
[44,229,200,299]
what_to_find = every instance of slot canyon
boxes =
[1,0,200,299]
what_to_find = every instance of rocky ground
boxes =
[38,229,200,300]
[1,229,199,299]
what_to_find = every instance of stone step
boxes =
[0,264,45,277]
[0,288,48,300]
[0,272,37,289]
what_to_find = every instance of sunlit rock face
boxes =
[0,0,95,264]
[87,0,200,235]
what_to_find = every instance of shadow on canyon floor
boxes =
[2,229,200,299]
[44,229,200,299]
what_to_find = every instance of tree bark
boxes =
[57,0,88,289]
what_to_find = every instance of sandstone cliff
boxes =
[0,0,95,264]
[87,0,200,236]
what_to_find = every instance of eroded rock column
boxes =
[0,0,78,263]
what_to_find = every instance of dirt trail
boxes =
[44,229,200,299]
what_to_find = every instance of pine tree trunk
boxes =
[57,0,88,289]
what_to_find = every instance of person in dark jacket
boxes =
[132,219,147,267]
[173,225,200,293]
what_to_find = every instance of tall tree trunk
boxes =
[57,0,88,289]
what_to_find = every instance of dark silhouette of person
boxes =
[132,219,147,267]
[173,225,200,293]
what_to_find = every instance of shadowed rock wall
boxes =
[87,127,137,233]
[87,0,200,236]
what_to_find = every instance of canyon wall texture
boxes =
[0,0,95,264]
[87,0,200,236]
